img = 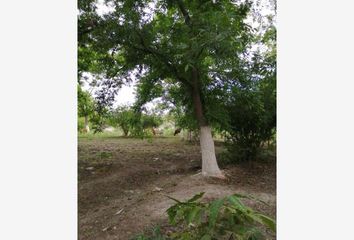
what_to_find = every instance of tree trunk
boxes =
[200,126,223,177]
[191,69,224,178]
[84,115,90,133]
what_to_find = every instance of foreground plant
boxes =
[134,192,275,240]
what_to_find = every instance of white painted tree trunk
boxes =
[200,126,223,178]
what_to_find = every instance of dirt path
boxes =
[78,137,276,240]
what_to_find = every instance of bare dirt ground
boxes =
[78,136,276,240]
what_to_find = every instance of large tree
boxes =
[78,0,256,178]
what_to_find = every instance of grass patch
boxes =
[98,151,113,159]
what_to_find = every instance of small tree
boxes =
[109,105,137,136]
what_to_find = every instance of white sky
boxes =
[115,84,136,106]
[80,73,136,107]
[84,0,275,108]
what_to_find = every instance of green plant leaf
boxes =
[186,206,201,224]
[165,195,183,204]
[209,198,225,228]
[167,205,180,225]
[187,192,205,203]
[253,213,276,232]
[227,195,246,210]
[244,228,264,240]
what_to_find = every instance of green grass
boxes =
[78,131,122,139]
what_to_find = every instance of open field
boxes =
[78,136,276,240]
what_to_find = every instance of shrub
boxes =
[225,85,275,162]
[134,192,275,240]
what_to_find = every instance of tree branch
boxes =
[131,30,191,87]
[176,0,192,27]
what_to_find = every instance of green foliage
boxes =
[108,105,163,137]
[78,85,96,132]
[133,113,163,137]
[166,192,275,240]
[170,105,198,133]
[78,130,121,139]
[78,0,277,164]
[136,193,275,240]
[78,84,114,134]
[225,85,276,162]
[90,105,109,133]
[141,114,163,129]
[98,151,113,159]
[78,0,255,128]
[78,117,85,131]
[224,21,276,162]
[78,85,95,119]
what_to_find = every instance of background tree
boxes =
[77,85,94,133]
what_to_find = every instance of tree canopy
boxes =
[79,0,253,117]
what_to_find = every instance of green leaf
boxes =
[244,228,264,240]
[208,198,225,228]
[253,213,276,232]
[166,206,178,224]
[165,195,183,204]
[200,234,211,240]
[186,206,201,224]
[178,43,188,49]
[187,192,205,203]
[227,195,246,210]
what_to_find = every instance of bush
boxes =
[225,84,275,162]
